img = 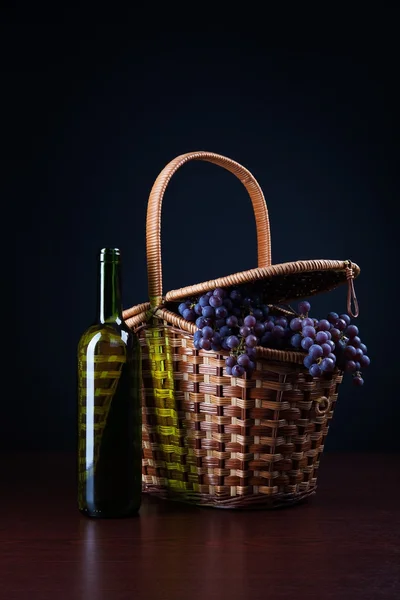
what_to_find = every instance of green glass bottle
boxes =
[77,248,142,518]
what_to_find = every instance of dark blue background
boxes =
[8,27,398,452]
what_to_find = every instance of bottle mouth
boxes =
[100,248,121,262]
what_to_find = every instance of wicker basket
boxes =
[123,151,360,509]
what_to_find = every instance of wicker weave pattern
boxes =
[140,325,340,508]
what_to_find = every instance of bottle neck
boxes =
[97,258,123,324]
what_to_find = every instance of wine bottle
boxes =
[77,247,142,518]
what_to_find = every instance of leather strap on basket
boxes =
[146,151,271,307]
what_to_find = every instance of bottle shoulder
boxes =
[77,323,140,352]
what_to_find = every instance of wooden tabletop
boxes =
[1,452,399,600]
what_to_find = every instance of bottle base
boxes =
[79,506,140,519]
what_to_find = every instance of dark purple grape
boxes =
[309,364,322,377]
[203,317,214,327]
[213,287,226,299]
[290,333,303,348]
[194,338,201,350]
[321,343,332,356]
[355,361,361,371]
[327,340,335,351]
[301,336,314,351]
[221,338,230,350]
[194,303,203,315]
[353,375,364,386]
[209,295,222,308]
[345,360,357,372]
[298,301,311,315]
[227,335,240,349]
[290,317,303,332]
[178,301,190,315]
[225,356,237,368]
[320,357,335,372]
[199,295,210,307]
[200,338,211,350]
[223,298,233,311]
[303,355,314,369]
[253,308,264,320]
[254,322,265,337]
[226,315,238,328]
[325,331,332,340]
[244,315,256,328]
[328,353,336,363]
[232,364,245,377]
[183,308,196,321]
[309,344,323,360]
[216,318,226,329]
[239,325,251,338]
[265,320,275,332]
[328,312,339,324]
[220,325,232,338]
[339,314,351,326]
[247,347,257,360]
[344,345,357,359]
[202,306,215,318]
[245,334,258,348]
[194,330,202,341]
[202,326,214,339]
[196,316,206,329]
[316,331,329,344]
[330,328,341,342]
[349,336,361,348]
[248,360,255,370]
[360,355,370,368]
[275,317,288,328]
[360,343,368,354]
[225,366,232,376]
[345,325,359,338]
[237,354,250,367]
[211,332,221,345]
[272,325,285,338]
[302,325,316,339]
[317,319,331,331]
[335,319,347,331]
[302,317,314,327]
[355,348,364,360]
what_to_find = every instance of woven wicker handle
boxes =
[146,151,271,307]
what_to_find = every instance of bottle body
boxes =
[77,249,142,518]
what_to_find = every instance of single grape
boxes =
[344,345,357,359]
[335,319,347,331]
[359,343,368,354]
[355,348,364,360]
[240,325,251,338]
[345,360,357,372]
[302,317,314,327]
[244,315,256,328]
[223,298,233,311]
[275,317,288,328]
[196,316,206,329]
[202,306,215,318]
[327,312,339,324]
[219,325,232,338]
[325,331,332,340]
[194,303,203,315]
[265,320,275,332]
[349,336,361,348]
[302,325,316,339]
[203,317,214,327]
[290,333,303,348]
[328,353,336,363]
[321,343,332,356]
[194,330,203,341]
[237,354,250,367]
[309,344,323,360]
[345,324,359,338]
[317,319,331,331]
[303,355,314,369]
[355,361,361,371]
[211,332,221,345]
[199,338,211,350]
[226,315,238,328]
[254,322,266,337]
[339,314,351,326]
[316,331,329,344]
[221,338,230,350]
[247,347,257,360]
[232,364,245,377]
[360,355,370,368]
[253,308,264,320]
[213,287,226,299]
[353,375,364,386]
[246,334,258,348]
[199,295,210,307]
[248,360,256,371]
[272,325,285,338]
[209,295,222,308]
[327,340,336,351]
[183,308,196,321]
[227,335,240,349]
[330,328,341,342]
[298,300,311,315]
[225,366,232,376]
[320,357,335,372]
[309,364,322,377]
[290,317,303,332]
[225,356,237,368]
[301,336,314,351]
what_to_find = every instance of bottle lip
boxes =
[100,248,121,262]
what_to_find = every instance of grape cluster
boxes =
[177,288,370,385]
